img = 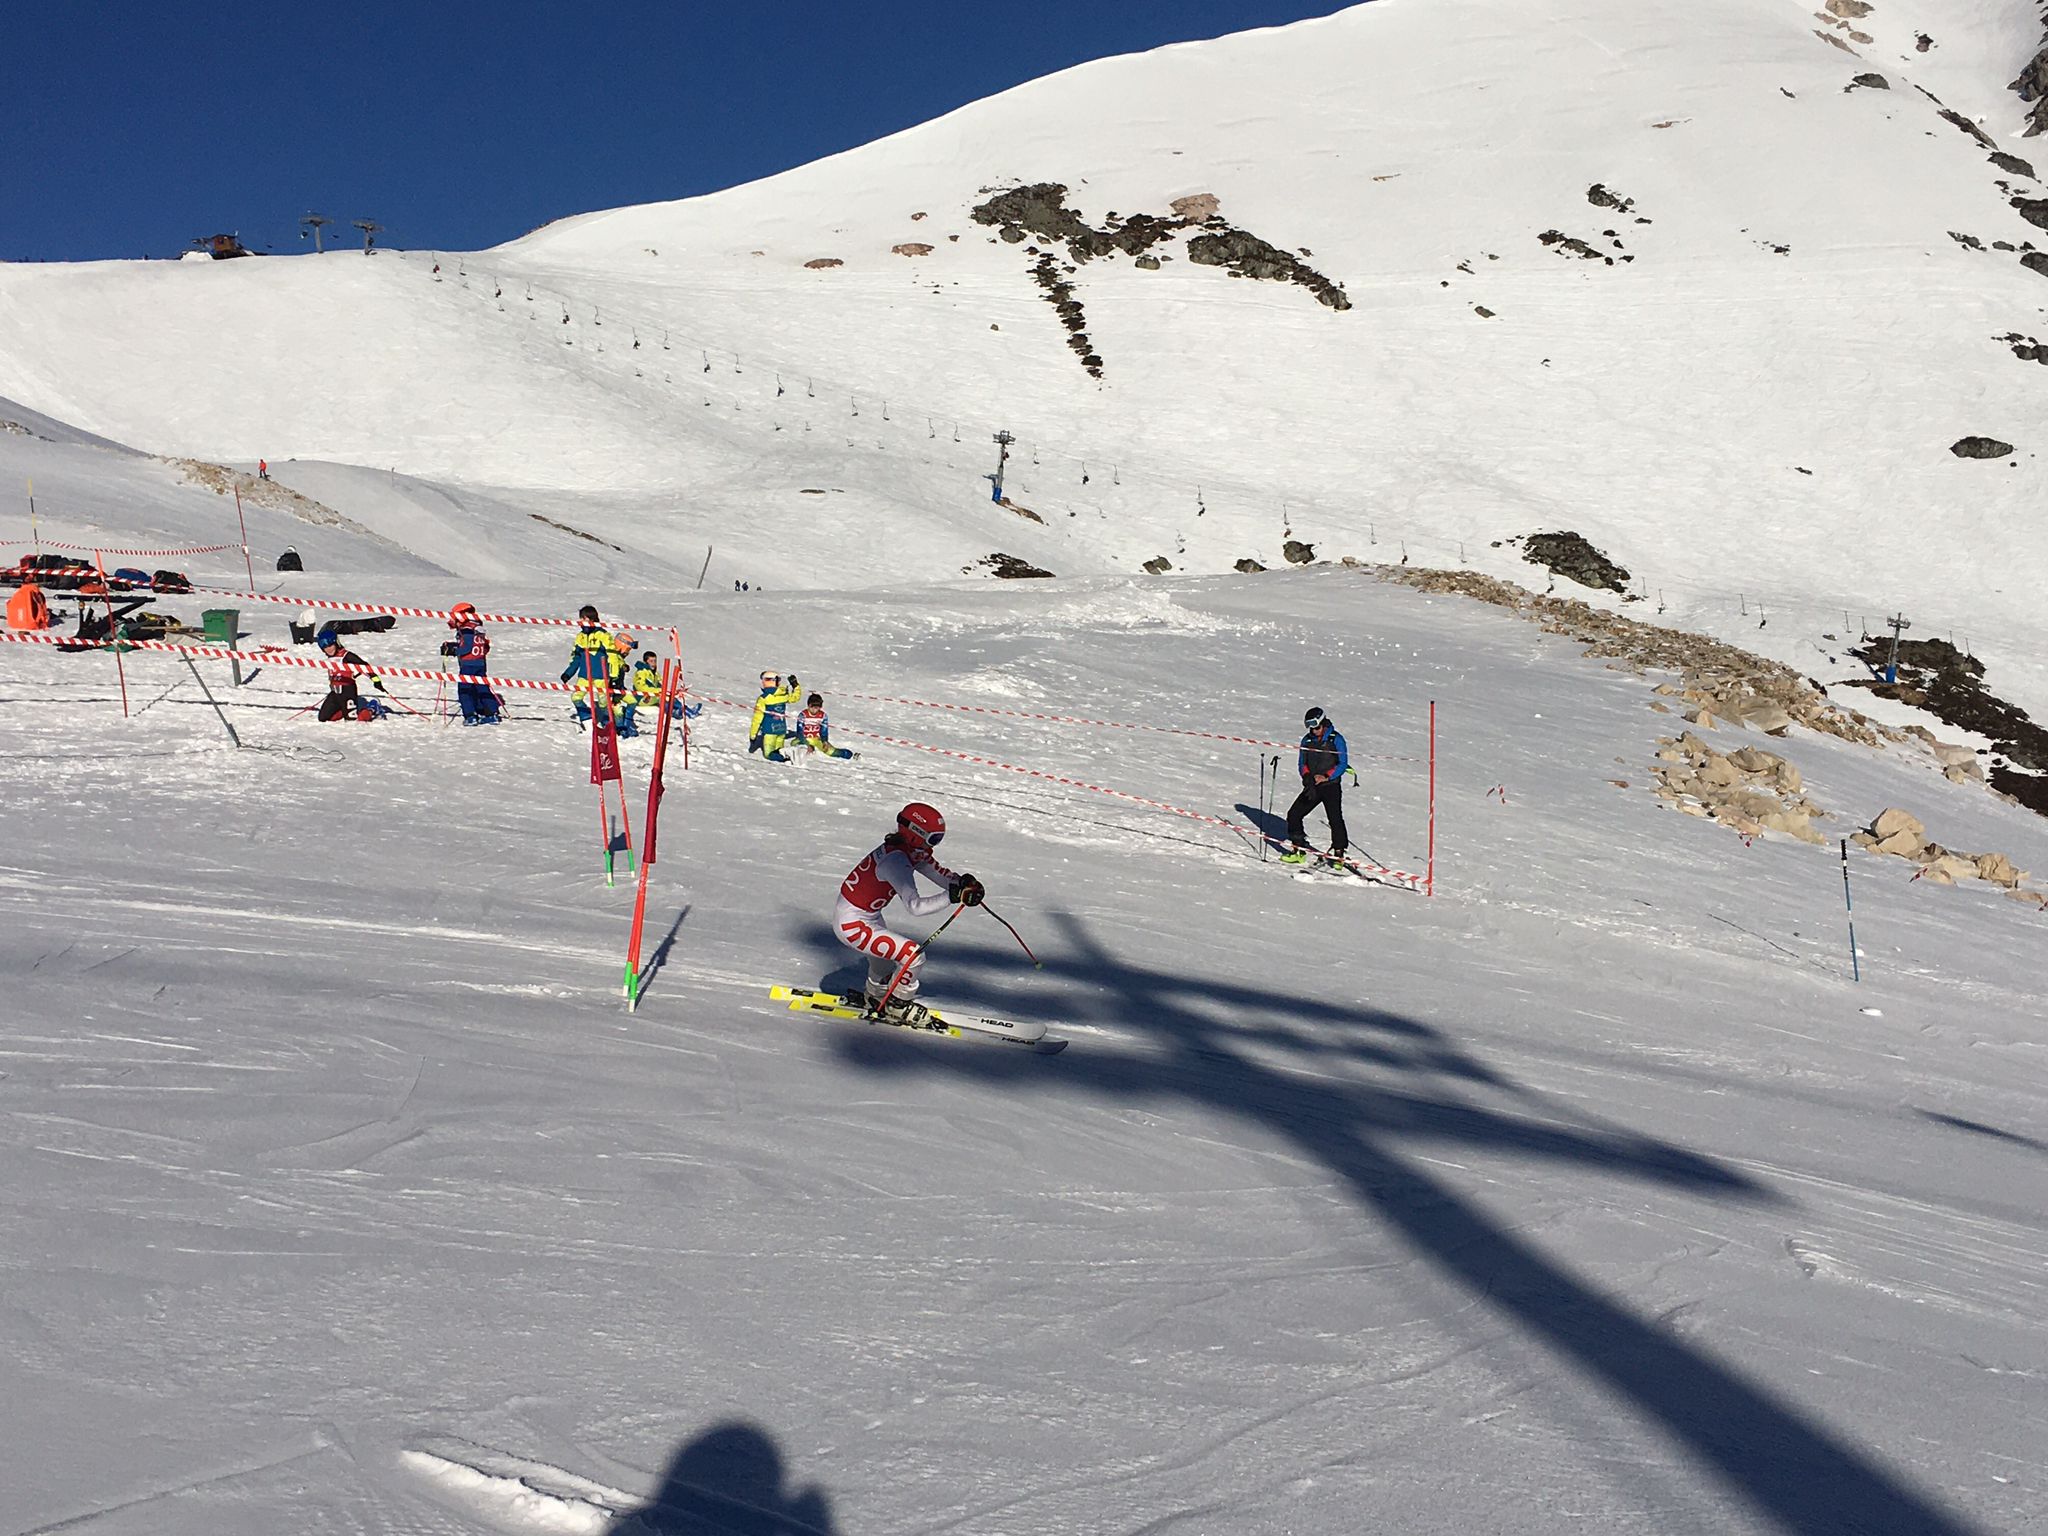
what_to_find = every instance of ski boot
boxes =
[1279,844,1314,865]
[867,995,934,1029]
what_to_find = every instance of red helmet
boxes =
[896,802,945,851]
[449,601,478,628]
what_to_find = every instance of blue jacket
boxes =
[1298,724,1348,783]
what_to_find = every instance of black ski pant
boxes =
[1286,777,1347,854]
[317,684,360,722]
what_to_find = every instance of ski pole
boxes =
[1258,754,1267,860]
[870,903,964,1018]
[1840,839,1860,983]
[977,901,1041,967]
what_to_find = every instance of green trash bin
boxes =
[200,608,243,684]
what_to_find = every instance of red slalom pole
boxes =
[1426,699,1437,898]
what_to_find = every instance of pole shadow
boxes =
[610,1418,836,1534]
[786,910,1985,1536]
[636,904,692,998]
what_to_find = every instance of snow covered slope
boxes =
[3,534,2045,1533]
[6,0,2048,705]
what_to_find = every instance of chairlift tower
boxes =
[301,213,333,252]
[351,219,383,253]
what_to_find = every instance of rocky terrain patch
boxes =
[1650,730,1829,843]
[1843,636,2048,816]
[973,552,1054,579]
[1518,530,1630,593]
[970,183,1349,374]
[1850,807,2044,903]
[2012,18,2048,136]
[1950,435,2015,458]
[1384,566,1886,748]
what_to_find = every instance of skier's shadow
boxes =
[609,1418,836,1534]
[1231,800,1289,848]
[792,912,1984,1536]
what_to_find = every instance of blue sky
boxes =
[6,1,1351,262]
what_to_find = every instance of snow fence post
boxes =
[1839,839,1860,983]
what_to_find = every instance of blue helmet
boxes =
[316,627,340,649]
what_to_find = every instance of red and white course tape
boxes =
[693,691,1426,889]
[12,540,238,557]
[186,586,670,635]
[0,629,578,692]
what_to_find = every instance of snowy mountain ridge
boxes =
[6,0,2048,716]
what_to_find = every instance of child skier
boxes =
[440,601,500,725]
[749,670,801,761]
[315,628,388,722]
[559,605,613,726]
[835,803,984,1023]
[1282,706,1351,864]
[620,649,700,736]
[794,692,858,760]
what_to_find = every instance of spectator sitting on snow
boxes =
[794,693,857,761]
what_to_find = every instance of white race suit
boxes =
[835,836,962,1002]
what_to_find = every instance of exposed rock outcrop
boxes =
[1950,435,2015,458]
[1522,530,1630,593]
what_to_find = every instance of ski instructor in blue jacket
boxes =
[1282,706,1349,864]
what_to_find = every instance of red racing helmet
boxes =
[896,802,945,850]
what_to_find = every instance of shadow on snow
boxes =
[791,909,1982,1536]
[610,1418,837,1534]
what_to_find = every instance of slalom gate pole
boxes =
[608,693,636,874]
[1426,700,1437,898]
[582,649,616,885]
[1258,755,1267,860]
[1840,839,1860,983]
[27,478,38,555]
[978,902,1041,967]
[871,903,964,1018]
[623,659,679,1007]
[232,485,255,591]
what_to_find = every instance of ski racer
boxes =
[794,692,857,760]
[315,627,388,722]
[1282,706,1350,864]
[749,670,801,761]
[440,601,500,725]
[559,605,613,726]
[835,803,984,1023]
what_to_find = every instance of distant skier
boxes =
[750,670,800,761]
[440,601,500,725]
[257,458,269,481]
[1281,706,1350,865]
[315,627,387,722]
[794,692,858,760]
[835,803,984,1022]
[559,604,613,726]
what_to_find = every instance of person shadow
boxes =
[1232,800,1289,843]
[610,1420,836,1534]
